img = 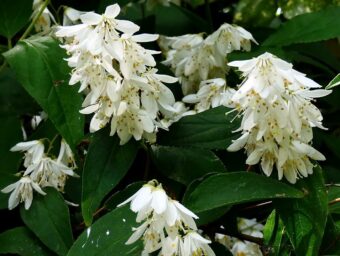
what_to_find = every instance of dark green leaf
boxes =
[320,216,340,255]
[274,166,328,256]
[326,74,340,89]
[263,7,340,46]
[4,36,84,148]
[184,172,304,213]
[233,0,277,27]
[0,116,23,174]
[158,106,240,150]
[0,67,39,116]
[151,145,226,185]
[264,210,284,256]
[0,0,32,38]
[0,172,19,209]
[67,205,142,256]
[20,187,73,256]
[153,4,208,35]
[0,227,52,256]
[82,129,139,226]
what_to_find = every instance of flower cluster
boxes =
[118,180,215,255]
[215,218,263,256]
[56,4,179,145]
[1,139,77,210]
[182,78,236,113]
[159,23,256,95]
[227,52,331,183]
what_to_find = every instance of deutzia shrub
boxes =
[56,4,179,145]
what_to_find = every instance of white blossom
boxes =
[118,180,213,255]
[183,78,235,112]
[10,140,45,168]
[63,7,86,26]
[159,24,256,95]
[215,218,263,256]
[227,52,330,183]
[1,176,46,210]
[2,138,77,209]
[56,4,179,145]
[32,0,56,33]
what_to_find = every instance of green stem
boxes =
[20,0,50,41]
[46,134,60,155]
[7,38,12,49]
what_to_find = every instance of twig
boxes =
[329,198,340,206]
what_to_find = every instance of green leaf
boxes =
[184,172,304,213]
[4,36,84,148]
[20,187,73,256]
[274,166,328,256]
[0,0,32,38]
[264,210,285,256]
[278,0,335,19]
[82,129,139,226]
[320,216,340,255]
[153,4,209,35]
[0,67,39,116]
[0,172,19,209]
[233,0,277,27]
[158,106,240,150]
[0,116,23,174]
[263,7,340,46]
[67,205,142,256]
[151,145,226,185]
[326,74,340,90]
[0,227,52,256]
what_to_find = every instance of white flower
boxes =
[32,0,56,33]
[216,218,263,256]
[159,24,256,95]
[63,7,86,25]
[227,52,330,183]
[10,140,45,168]
[25,156,77,191]
[31,111,47,130]
[231,241,263,256]
[181,231,215,256]
[57,139,77,168]
[183,78,235,112]
[1,176,46,210]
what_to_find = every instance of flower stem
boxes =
[46,134,60,155]
[20,0,50,41]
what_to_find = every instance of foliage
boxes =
[0,0,339,255]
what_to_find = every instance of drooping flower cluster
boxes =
[159,23,257,95]
[1,139,77,210]
[56,4,180,145]
[118,180,215,255]
[215,218,263,256]
[227,52,331,183]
